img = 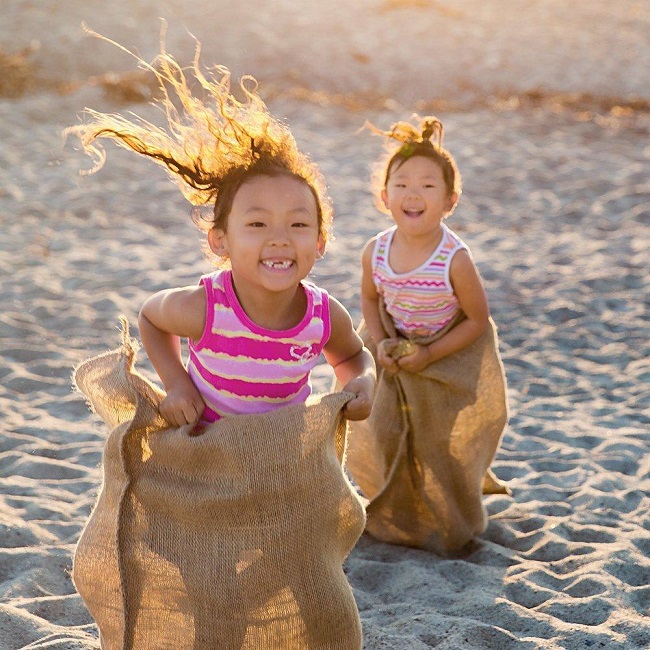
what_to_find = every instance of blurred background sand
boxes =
[0,1,648,648]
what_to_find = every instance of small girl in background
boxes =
[67,39,375,429]
[345,115,509,555]
[362,116,485,374]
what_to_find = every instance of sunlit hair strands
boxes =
[64,23,333,243]
[366,114,462,214]
[366,115,444,151]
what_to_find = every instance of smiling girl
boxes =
[66,44,375,430]
[361,116,487,372]
[346,115,510,554]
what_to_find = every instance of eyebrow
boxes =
[391,171,438,179]
[244,206,315,215]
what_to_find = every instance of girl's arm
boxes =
[323,296,376,421]
[360,238,399,373]
[398,249,489,373]
[138,286,207,427]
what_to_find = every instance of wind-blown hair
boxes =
[367,114,461,214]
[65,25,333,241]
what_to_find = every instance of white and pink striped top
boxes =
[187,270,331,423]
[372,224,468,338]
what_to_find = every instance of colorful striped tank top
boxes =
[372,224,468,338]
[187,270,331,423]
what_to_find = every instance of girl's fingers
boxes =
[182,405,198,425]
[344,394,372,421]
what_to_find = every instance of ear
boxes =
[208,228,228,257]
[445,192,460,216]
[380,188,389,210]
[316,234,326,259]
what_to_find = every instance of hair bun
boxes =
[364,114,444,151]
[420,117,443,148]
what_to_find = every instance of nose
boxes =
[267,224,290,245]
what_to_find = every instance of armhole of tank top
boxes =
[371,229,389,276]
[320,288,332,346]
[445,243,468,291]
[191,275,214,351]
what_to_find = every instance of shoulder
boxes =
[301,279,329,311]
[362,227,391,264]
[200,269,228,291]
[443,224,470,252]
[376,225,396,243]
[327,294,355,331]
[305,287,347,323]
[153,283,207,310]
[449,247,474,270]
[169,284,207,316]
[177,284,209,342]
[449,248,482,289]
[361,237,377,264]
[141,283,207,341]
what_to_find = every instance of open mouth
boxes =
[403,209,424,218]
[261,259,294,270]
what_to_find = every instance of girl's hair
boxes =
[368,115,461,214]
[65,25,333,247]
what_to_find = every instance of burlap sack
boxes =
[345,302,509,555]
[72,321,365,649]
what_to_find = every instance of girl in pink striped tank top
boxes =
[361,115,492,373]
[346,116,510,551]
[68,56,375,429]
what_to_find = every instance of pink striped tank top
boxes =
[187,270,331,423]
[372,224,468,338]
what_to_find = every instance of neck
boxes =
[231,277,306,330]
[394,224,444,250]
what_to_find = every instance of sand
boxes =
[1,1,649,648]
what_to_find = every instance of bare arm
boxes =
[360,238,399,374]
[323,296,376,421]
[360,238,386,343]
[138,285,207,426]
[398,249,489,373]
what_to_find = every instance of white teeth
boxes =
[262,260,292,269]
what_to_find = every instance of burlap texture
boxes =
[72,322,365,649]
[345,302,509,555]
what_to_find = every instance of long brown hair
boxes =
[65,25,333,243]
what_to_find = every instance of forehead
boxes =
[233,174,318,211]
[390,155,444,179]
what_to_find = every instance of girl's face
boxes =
[381,155,458,238]
[208,174,325,298]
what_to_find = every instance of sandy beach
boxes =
[1,1,649,648]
